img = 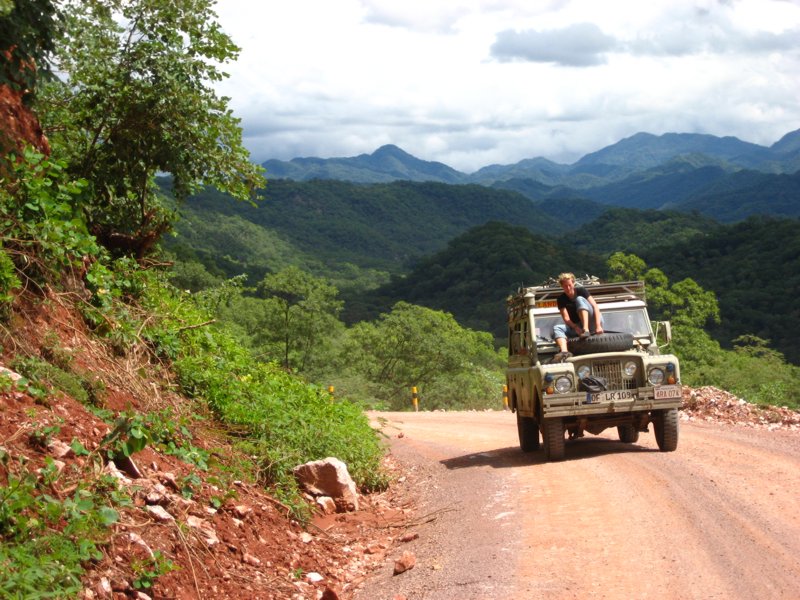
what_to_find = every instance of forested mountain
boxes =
[175,178,799,364]
[560,208,719,256]
[675,170,800,222]
[642,216,800,364]
[175,179,570,281]
[349,215,800,363]
[263,129,800,186]
[260,129,800,223]
[346,222,604,336]
[263,144,468,184]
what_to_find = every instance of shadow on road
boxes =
[440,438,655,470]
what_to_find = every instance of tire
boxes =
[568,332,634,355]
[617,424,639,443]
[543,418,565,461]
[517,413,540,452]
[653,408,679,452]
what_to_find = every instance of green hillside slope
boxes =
[642,216,800,364]
[562,208,720,256]
[179,179,564,276]
[349,221,604,337]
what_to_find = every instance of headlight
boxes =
[648,367,665,385]
[554,376,573,393]
[624,361,637,377]
[577,365,591,379]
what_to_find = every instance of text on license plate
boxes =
[654,385,681,399]
[590,390,637,403]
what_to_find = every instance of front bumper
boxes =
[543,385,682,418]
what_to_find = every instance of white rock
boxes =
[292,457,359,511]
[145,505,174,522]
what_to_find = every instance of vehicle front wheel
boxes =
[653,408,679,452]
[517,413,540,452]
[543,418,565,461]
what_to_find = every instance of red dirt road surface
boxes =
[357,410,800,600]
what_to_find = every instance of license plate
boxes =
[588,390,637,403]
[654,385,681,399]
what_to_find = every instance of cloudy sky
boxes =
[213,0,800,173]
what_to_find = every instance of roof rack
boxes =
[507,280,646,317]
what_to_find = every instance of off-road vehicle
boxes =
[506,278,681,461]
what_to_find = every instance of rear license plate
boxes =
[654,385,681,399]
[588,390,637,403]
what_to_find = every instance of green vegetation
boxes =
[642,216,800,365]
[174,178,565,276]
[354,221,604,336]
[205,269,505,411]
[0,1,387,594]
[563,208,719,256]
[609,252,800,408]
[39,0,265,258]
[0,406,126,597]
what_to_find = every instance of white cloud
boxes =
[212,0,800,172]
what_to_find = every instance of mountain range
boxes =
[262,129,800,222]
[264,129,800,186]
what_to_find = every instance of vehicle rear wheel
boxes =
[617,424,639,443]
[653,408,679,452]
[517,413,540,452]
[543,418,565,461]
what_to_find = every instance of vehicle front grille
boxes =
[592,360,637,390]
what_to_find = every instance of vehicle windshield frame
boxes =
[532,305,653,348]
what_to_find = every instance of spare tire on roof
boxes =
[568,332,634,355]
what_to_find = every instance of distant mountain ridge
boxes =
[263,144,467,184]
[260,129,800,222]
[263,129,800,187]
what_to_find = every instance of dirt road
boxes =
[356,411,800,600]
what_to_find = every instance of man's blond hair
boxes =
[558,272,575,284]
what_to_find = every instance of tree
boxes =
[0,0,61,98]
[256,267,343,372]
[38,0,265,257]
[608,252,720,329]
[342,301,502,409]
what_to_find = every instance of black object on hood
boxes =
[579,375,608,393]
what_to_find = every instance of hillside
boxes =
[347,221,604,336]
[176,179,567,281]
[258,130,800,224]
[0,293,404,598]
[675,170,800,222]
[263,144,468,184]
[561,208,719,256]
[642,216,800,364]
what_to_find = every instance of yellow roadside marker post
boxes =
[412,386,419,412]
[503,384,509,410]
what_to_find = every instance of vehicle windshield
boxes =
[533,308,651,344]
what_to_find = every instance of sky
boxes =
[213,0,800,173]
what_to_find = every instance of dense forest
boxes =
[177,181,800,367]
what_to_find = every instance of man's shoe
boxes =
[579,331,590,339]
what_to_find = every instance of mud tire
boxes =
[653,408,679,452]
[517,413,540,452]
[543,418,565,461]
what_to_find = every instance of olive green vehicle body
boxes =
[505,279,682,460]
